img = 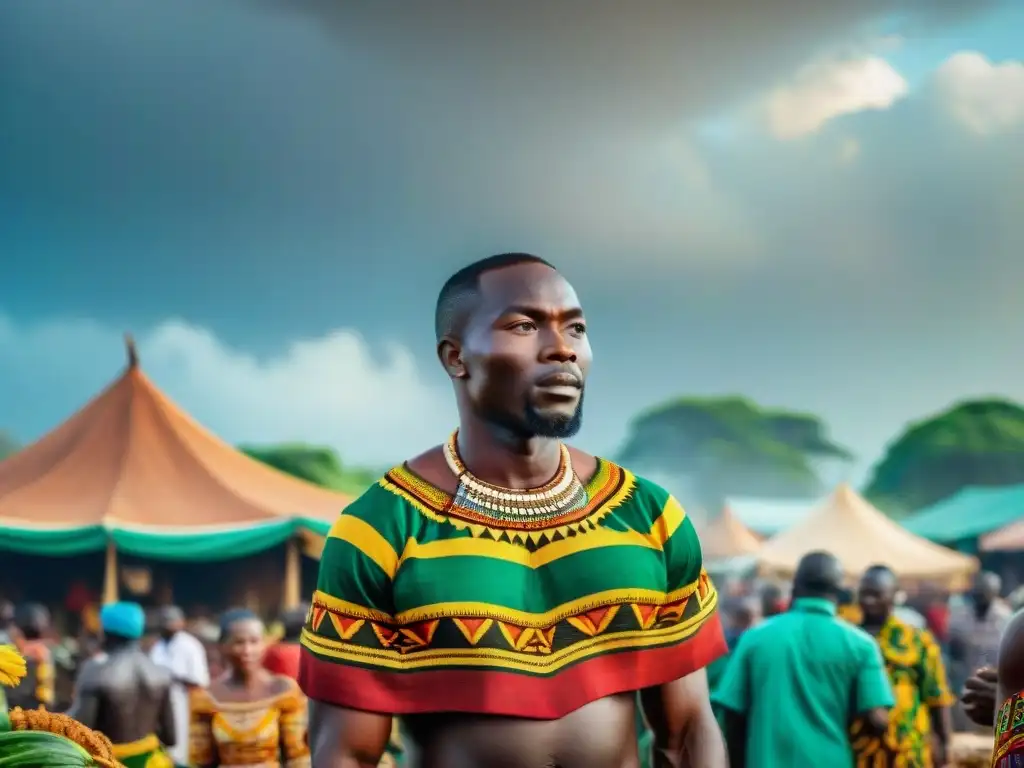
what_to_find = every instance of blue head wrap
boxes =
[100,601,146,640]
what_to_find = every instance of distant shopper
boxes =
[149,606,209,766]
[713,551,894,768]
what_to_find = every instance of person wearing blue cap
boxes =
[67,602,179,767]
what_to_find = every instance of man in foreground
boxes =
[300,254,727,767]
[68,602,177,768]
[713,551,894,768]
[853,565,953,768]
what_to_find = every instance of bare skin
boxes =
[308,260,725,767]
[66,636,175,748]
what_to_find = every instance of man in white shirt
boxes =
[149,605,210,765]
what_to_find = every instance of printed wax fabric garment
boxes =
[188,677,311,768]
[298,460,726,719]
[851,616,955,768]
[994,691,1024,768]
[109,734,175,768]
[6,638,54,710]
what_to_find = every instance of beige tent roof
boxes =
[699,506,762,560]
[757,483,977,585]
[0,337,351,529]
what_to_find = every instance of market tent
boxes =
[904,484,1024,544]
[724,496,817,537]
[699,506,762,560]
[981,519,1024,552]
[757,483,977,587]
[0,337,350,605]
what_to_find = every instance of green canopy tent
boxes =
[903,484,1024,550]
[0,336,347,610]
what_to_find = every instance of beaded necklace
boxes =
[443,430,589,521]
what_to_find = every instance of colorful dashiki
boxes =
[110,734,175,768]
[994,691,1024,768]
[188,678,311,768]
[851,616,955,768]
[298,458,725,719]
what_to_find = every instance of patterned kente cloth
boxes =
[299,458,726,718]
[851,616,955,768]
[188,677,311,767]
[110,734,175,768]
[994,690,1024,768]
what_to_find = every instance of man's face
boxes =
[453,263,592,438]
[857,579,892,622]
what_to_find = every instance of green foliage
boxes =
[240,444,378,496]
[864,398,1024,513]
[0,431,19,461]
[617,395,850,508]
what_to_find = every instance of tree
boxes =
[0,431,19,461]
[616,396,851,509]
[864,398,1024,515]
[240,444,378,496]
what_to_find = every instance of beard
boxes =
[483,389,585,440]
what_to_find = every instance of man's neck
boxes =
[456,421,562,489]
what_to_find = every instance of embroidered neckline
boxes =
[381,456,636,545]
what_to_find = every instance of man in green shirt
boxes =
[712,552,894,768]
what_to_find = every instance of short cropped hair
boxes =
[434,253,554,342]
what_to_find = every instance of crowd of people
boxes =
[1,559,1017,767]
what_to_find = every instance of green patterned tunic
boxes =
[298,458,725,719]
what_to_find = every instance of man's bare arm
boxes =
[996,609,1024,712]
[64,660,100,727]
[640,669,727,768]
[308,699,393,768]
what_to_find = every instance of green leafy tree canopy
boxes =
[240,444,378,496]
[864,398,1024,514]
[616,396,850,509]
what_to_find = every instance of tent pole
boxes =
[283,537,301,611]
[102,540,119,604]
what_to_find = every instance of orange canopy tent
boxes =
[757,483,977,588]
[698,506,762,561]
[0,336,351,608]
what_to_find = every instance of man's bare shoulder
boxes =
[997,608,1024,690]
[567,445,599,484]
[404,444,453,493]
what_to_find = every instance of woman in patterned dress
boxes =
[188,610,310,768]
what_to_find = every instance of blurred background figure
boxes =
[189,609,310,768]
[68,601,177,768]
[7,603,55,710]
[852,565,954,768]
[714,551,894,768]
[149,605,209,766]
[948,571,1011,732]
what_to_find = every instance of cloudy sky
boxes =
[2,0,1022,482]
